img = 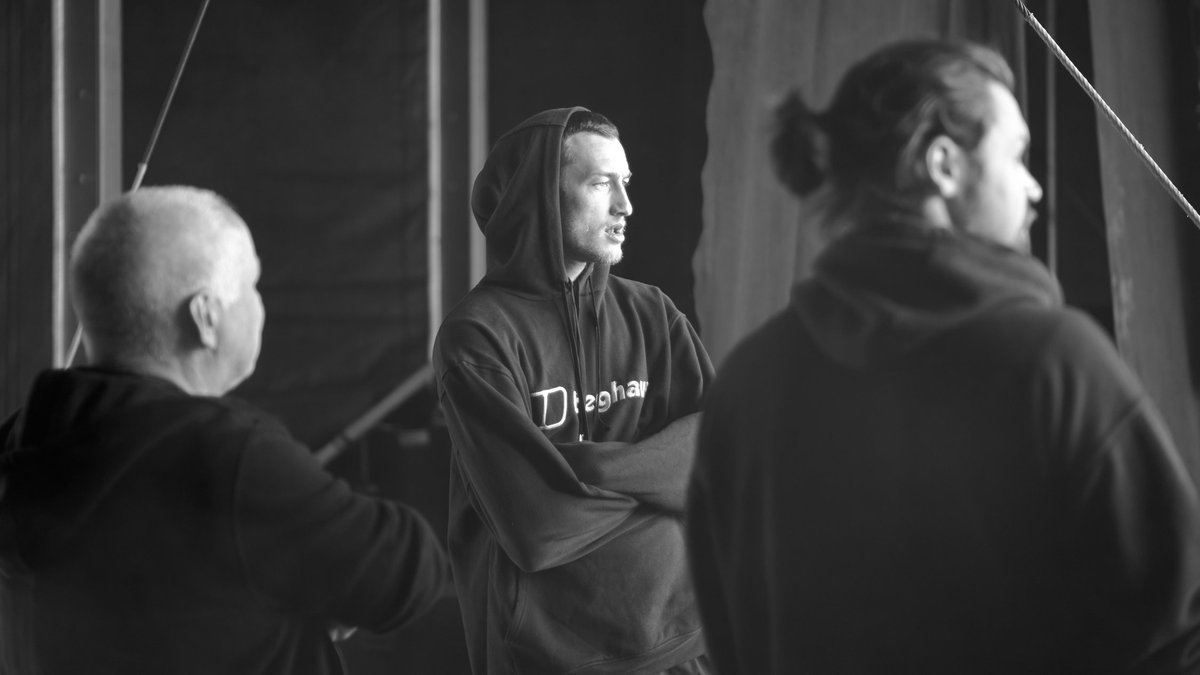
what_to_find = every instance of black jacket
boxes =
[0,367,449,675]
[690,223,1200,674]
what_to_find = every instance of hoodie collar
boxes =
[6,368,184,452]
[0,368,189,571]
[792,220,1063,368]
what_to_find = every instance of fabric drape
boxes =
[1088,0,1200,475]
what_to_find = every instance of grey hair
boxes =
[70,185,250,360]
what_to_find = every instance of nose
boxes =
[1026,167,1043,203]
[612,183,633,217]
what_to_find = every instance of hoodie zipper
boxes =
[562,280,591,441]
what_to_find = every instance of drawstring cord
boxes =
[588,274,610,434]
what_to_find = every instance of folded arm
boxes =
[439,361,656,572]
[557,413,700,514]
[556,306,713,513]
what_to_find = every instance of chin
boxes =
[598,245,624,266]
[224,365,256,394]
[1007,226,1032,254]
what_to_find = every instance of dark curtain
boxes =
[0,0,53,416]
[695,0,1022,365]
[123,0,429,447]
[1088,0,1200,471]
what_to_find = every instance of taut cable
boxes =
[65,0,212,366]
[1012,0,1200,231]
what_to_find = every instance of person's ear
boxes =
[926,135,967,199]
[188,291,223,350]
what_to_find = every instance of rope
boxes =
[130,0,212,192]
[1012,0,1200,231]
[65,0,212,366]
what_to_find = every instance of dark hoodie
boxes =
[0,367,449,675]
[689,221,1200,674]
[432,107,714,674]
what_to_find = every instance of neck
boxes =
[564,261,586,282]
[920,196,955,231]
[90,351,229,397]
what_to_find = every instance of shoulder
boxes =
[434,286,547,377]
[602,274,684,320]
[976,304,1124,375]
[158,394,297,454]
[721,307,805,371]
[959,304,1152,455]
[604,275,670,302]
[1035,307,1123,365]
[1021,307,1145,404]
[181,398,329,491]
[437,286,517,342]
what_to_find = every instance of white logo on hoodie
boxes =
[530,379,649,430]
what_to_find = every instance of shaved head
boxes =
[70,186,262,393]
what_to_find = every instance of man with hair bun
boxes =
[688,40,1200,673]
[0,186,449,675]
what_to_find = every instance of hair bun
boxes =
[770,90,829,197]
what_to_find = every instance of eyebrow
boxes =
[589,170,632,180]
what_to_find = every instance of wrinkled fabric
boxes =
[0,367,449,675]
[435,107,713,674]
[690,223,1200,674]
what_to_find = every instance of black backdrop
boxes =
[117,0,713,451]
[123,0,431,448]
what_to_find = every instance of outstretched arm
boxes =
[234,420,451,634]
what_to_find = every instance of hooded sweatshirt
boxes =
[0,367,450,675]
[432,107,714,674]
[689,221,1200,674]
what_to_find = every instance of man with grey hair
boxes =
[0,186,449,675]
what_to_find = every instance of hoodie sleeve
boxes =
[230,416,450,632]
[438,359,658,572]
[661,306,715,422]
[1036,311,1200,672]
[557,413,700,514]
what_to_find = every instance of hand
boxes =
[329,624,359,642]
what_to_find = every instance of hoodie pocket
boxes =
[504,517,699,672]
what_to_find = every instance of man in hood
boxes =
[0,186,450,675]
[433,108,714,674]
[687,39,1200,673]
